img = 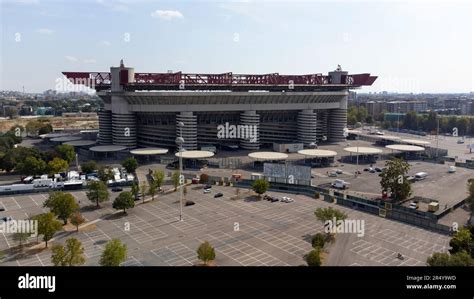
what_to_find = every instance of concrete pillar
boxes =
[316,110,328,142]
[327,108,347,142]
[98,109,112,144]
[297,109,317,146]
[176,112,197,150]
[240,110,260,150]
[112,113,137,146]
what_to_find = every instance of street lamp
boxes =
[176,121,185,222]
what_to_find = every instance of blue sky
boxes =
[0,0,473,93]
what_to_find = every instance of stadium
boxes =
[63,61,377,151]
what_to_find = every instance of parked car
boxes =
[270,197,279,202]
[335,169,343,174]
[0,207,5,212]
[448,166,457,173]
[331,179,349,189]
[328,172,338,177]
[369,169,376,173]
[1,216,12,222]
[214,193,223,198]
[374,167,383,172]
[203,189,211,194]
[409,202,419,209]
[204,184,212,189]
[281,197,294,203]
[112,186,123,192]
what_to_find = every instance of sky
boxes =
[0,0,473,94]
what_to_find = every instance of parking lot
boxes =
[1,183,450,266]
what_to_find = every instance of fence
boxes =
[234,179,453,235]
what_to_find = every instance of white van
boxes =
[448,166,456,173]
[414,172,428,181]
[331,179,349,189]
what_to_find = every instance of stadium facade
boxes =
[63,61,376,150]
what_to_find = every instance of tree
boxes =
[34,212,62,248]
[140,181,147,203]
[51,237,85,266]
[197,241,216,265]
[311,233,325,249]
[130,182,139,200]
[172,171,180,191]
[13,232,31,249]
[305,249,322,266]
[427,251,474,266]
[467,179,474,213]
[87,181,109,208]
[252,179,269,199]
[379,158,411,202]
[148,181,158,201]
[99,239,127,266]
[43,191,79,225]
[16,156,47,176]
[153,170,165,190]
[55,144,75,164]
[449,228,472,255]
[81,160,97,174]
[315,207,347,239]
[70,211,85,232]
[122,157,138,174]
[48,157,69,174]
[113,191,135,214]
[98,166,114,182]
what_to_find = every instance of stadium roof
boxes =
[50,136,82,142]
[297,149,337,157]
[174,150,214,159]
[248,152,288,161]
[89,145,127,152]
[63,140,96,147]
[343,146,383,154]
[386,144,425,152]
[401,139,431,145]
[130,148,168,155]
[39,133,71,139]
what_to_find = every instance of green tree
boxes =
[81,160,97,174]
[311,233,326,249]
[43,191,79,225]
[113,191,135,214]
[427,251,474,266]
[140,181,147,203]
[48,157,69,174]
[55,144,76,164]
[305,248,322,266]
[13,232,31,249]
[70,211,85,232]
[148,181,158,201]
[122,157,138,174]
[97,166,114,182]
[130,182,139,200]
[197,241,216,265]
[379,158,411,202]
[33,212,62,248]
[315,207,347,239]
[252,178,269,199]
[172,171,180,191]
[51,237,86,266]
[153,170,165,190]
[449,228,472,255]
[16,156,47,176]
[99,239,127,266]
[87,181,109,208]
[466,179,474,213]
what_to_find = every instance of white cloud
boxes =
[100,40,111,46]
[83,59,97,64]
[36,28,53,35]
[65,56,78,62]
[8,0,40,5]
[150,10,183,20]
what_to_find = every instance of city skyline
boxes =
[0,0,473,93]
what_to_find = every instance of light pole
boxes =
[176,121,185,222]
[436,116,440,158]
